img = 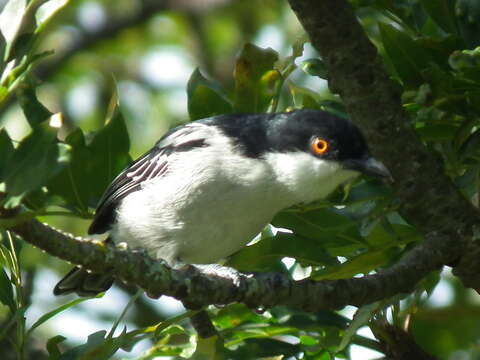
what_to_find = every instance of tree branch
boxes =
[371,321,438,360]
[287,0,480,289]
[5,219,453,311]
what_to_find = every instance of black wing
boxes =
[88,124,209,235]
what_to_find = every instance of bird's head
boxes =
[259,110,391,203]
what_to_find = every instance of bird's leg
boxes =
[188,263,245,286]
[176,263,247,339]
[189,309,218,339]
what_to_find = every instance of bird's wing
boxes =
[88,123,209,234]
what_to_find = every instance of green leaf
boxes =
[235,338,300,358]
[224,325,299,346]
[330,179,390,205]
[312,247,397,280]
[187,68,232,120]
[233,43,279,112]
[47,129,92,214]
[273,208,357,235]
[118,311,197,353]
[17,81,53,127]
[213,304,268,330]
[0,86,8,103]
[379,22,432,86]
[288,82,320,110]
[46,335,67,360]
[35,0,71,34]
[192,336,221,360]
[416,124,458,141]
[27,294,101,337]
[0,268,14,311]
[301,58,328,79]
[58,329,127,360]
[419,0,458,34]
[366,221,420,247]
[48,91,132,212]
[337,302,380,351]
[0,0,50,61]
[0,0,28,60]
[280,36,306,70]
[455,0,480,48]
[460,128,480,161]
[4,123,71,201]
[139,324,194,358]
[418,269,442,297]
[228,232,338,271]
[0,129,14,182]
[87,91,131,206]
[316,100,348,119]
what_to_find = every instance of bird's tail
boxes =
[53,266,114,297]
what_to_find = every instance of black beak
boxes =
[343,157,392,180]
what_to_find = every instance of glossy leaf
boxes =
[27,294,100,337]
[0,0,27,60]
[272,209,364,257]
[312,247,398,280]
[4,124,71,201]
[301,58,328,79]
[420,0,458,34]
[57,329,127,360]
[187,68,232,120]
[0,268,14,311]
[416,124,459,141]
[35,0,71,33]
[288,82,320,110]
[48,91,131,212]
[0,129,14,182]
[0,0,49,61]
[17,82,52,127]
[379,22,432,86]
[233,43,279,112]
[213,304,268,330]
[47,129,93,214]
[87,92,131,206]
[460,128,480,161]
[228,232,337,271]
[236,338,300,358]
[145,325,194,358]
[366,222,420,248]
[46,335,67,359]
[192,336,221,360]
[456,0,480,48]
[337,302,380,351]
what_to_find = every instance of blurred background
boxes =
[2,0,480,359]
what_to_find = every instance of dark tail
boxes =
[53,266,114,297]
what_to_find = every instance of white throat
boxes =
[264,151,359,205]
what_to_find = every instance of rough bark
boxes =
[3,219,454,311]
[287,0,480,290]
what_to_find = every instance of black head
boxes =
[265,110,369,162]
[212,109,390,179]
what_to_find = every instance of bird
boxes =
[53,109,391,296]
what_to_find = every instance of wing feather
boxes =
[88,123,209,234]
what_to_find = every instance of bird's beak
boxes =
[343,157,392,180]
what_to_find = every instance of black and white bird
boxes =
[54,109,390,296]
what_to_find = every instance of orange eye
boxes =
[311,138,329,155]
